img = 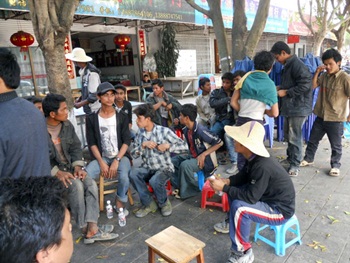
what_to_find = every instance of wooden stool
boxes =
[98,174,134,211]
[145,225,205,263]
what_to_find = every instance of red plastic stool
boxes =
[147,180,173,196]
[201,180,229,212]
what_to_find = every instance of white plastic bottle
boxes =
[106,200,113,219]
[208,174,223,196]
[118,208,126,227]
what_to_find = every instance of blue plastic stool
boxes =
[195,170,205,190]
[254,214,302,256]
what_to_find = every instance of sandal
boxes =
[172,189,181,199]
[288,167,299,177]
[99,224,114,233]
[84,229,119,244]
[329,168,340,177]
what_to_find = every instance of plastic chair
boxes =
[254,214,302,256]
[264,114,274,148]
[201,180,229,212]
[147,180,173,196]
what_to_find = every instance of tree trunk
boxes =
[27,0,81,109]
[208,1,230,73]
[185,0,230,73]
[42,33,73,106]
[312,33,326,56]
[333,20,350,53]
[231,0,247,67]
[231,0,270,67]
[244,0,270,58]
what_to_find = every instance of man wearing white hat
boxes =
[65,47,101,114]
[210,121,295,263]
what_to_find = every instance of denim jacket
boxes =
[49,120,85,176]
[183,122,223,176]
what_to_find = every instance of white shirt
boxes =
[98,114,119,158]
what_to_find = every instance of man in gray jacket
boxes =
[43,93,117,244]
[271,41,312,176]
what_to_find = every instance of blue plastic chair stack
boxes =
[232,56,254,72]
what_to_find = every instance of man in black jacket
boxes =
[85,82,131,216]
[271,41,312,176]
[210,121,295,263]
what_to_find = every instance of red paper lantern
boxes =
[113,34,131,52]
[10,31,35,60]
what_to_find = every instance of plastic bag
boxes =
[343,122,350,139]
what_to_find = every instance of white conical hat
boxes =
[224,121,269,157]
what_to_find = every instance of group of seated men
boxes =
[0,47,298,263]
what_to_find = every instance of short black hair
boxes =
[232,70,246,78]
[24,95,43,104]
[0,48,21,89]
[0,176,68,263]
[180,103,197,122]
[114,84,126,93]
[322,48,342,63]
[151,78,164,88]
[270,41,291,55]
[253,50,275,72]
[199,77,210,89]
[42,93,66,118]
[221,72,234,82]
[133,103,155,121]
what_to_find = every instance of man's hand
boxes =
[316,65,326,74]
[99,160,110,178]
[276,85,280,91]
[157,143,170,152]
[142,141,158,149]
[278,89,287,98]
[108,160,119,179]
[74,101,83,109]
[196,153,206,169]
[74,166,87,180]
[165,103,173,111]
[209,177,226,192]
[56,170,75,188]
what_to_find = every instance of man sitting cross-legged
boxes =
[171,104,223,199]
[85,82,132,216]
[211,121,295,263]
[43,93,117,244]
[129,103,188,218]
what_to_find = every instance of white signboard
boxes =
[175,50,197,77]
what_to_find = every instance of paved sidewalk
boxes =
[70,136,350,263]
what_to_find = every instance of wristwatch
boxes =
[116,157,121,162]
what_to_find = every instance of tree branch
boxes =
[297,0,315,35]
[185,0,210,18]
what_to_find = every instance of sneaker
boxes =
[214,218,229,234]
[135,200,158,218]
[113,205,129,217]
[226,248,254,263]
[300,160,314,167]
[160,199,172,217]
[288,167,299,177]
[226,163,239,175]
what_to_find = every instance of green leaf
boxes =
[344,211,350,215]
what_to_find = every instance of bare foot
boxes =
[85,222,99,238]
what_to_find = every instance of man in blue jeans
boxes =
[211,121,295,263]
[43,93,117,244]
[271,41,312,176]
[301,49,350,177]
[129,104,188,218]
[85,82,131,216]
